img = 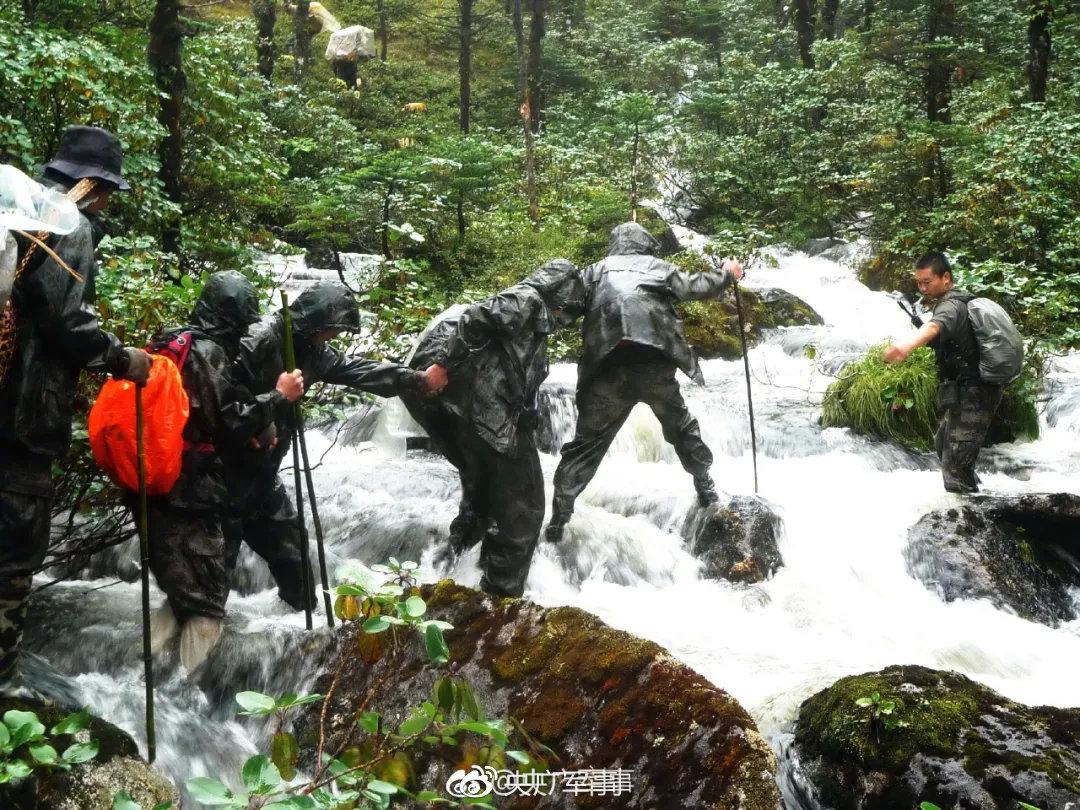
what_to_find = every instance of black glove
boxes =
[120,348,152,387]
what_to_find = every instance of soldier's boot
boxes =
[694,474,720,507]
[544,497,574,543]
[149,603,180,655]
[179,616,223,672]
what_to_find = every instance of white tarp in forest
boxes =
[325,25,375,62]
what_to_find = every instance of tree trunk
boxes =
[792,0,816,69]
[821,0,839,40]
[381,184,393,258]
[526,0,546,133]
[253,0,277,80]
[459,0,473,133]
[1026,1,1051,102]
[457,195,466,238]
[926,0,956,125]
[862,0,874,32]
[21,0,34,22]
[629,121,639,220]
[377,0,388,62]
[515,0,539,227]
[293,0,312,78]
[148,0,185,258]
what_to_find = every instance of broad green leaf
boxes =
[405,595,427,618]
[29,743,58,764]
[398,708,432,737]
[855,697,873,707]
[4,710,46,744]
[363,616,391,633]
[424,623,450,664]
[357,711,381,734]
[242,754,282,794]
[185,776,242,806]
[235,691,276,715]
[366,779,399,795]
[271,731,299,781]
[51,709,91,736]
[62,740,100,764]
[506,750,530,765]
[275,693,323,710]
[112,790,141,810]
[6,760,32,779]
[0,723,9,748]
[265,796,317,809]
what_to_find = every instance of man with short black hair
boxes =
[0,126,152,699]
[884,251,1003,493]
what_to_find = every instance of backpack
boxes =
[88,332,192,494]
[965,298,1024,385]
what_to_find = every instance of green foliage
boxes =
[0,708,99,783]
[821,346,939,450]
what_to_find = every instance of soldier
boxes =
[0,126,152,698]
[546,222,742,542]
[226,281,446,609]
[404,260,585,597]
[144,271,305,670]
[883,252,1003,493]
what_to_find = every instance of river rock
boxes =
[904,493,1080,626]
[681,286,822,360]
[297,581,781,808]
[684,496,784,583]
[792,664,1080,810]
[0,698,178,810]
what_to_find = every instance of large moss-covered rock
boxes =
[680,286,822,360]
[683,496,784,583]
[297,582,781,809]
[0,699,178,810]
[793,665,1080,809]
[905,493,1080,626]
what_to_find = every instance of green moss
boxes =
[796,667,980,773]
[821,345,939,449]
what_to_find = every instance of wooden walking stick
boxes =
[134,384,157,763]
[297,419,335,628]
[732,275,760,494]
[280,291,315,631]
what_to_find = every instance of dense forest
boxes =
[3,0,1078,354]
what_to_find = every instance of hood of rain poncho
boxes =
[607,222,661,257]
[289,281,361,337]
[189,270,262,352]
[521,258,585,316]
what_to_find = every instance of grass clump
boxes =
[821,346,938,450]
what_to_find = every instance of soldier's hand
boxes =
[722,258,744,282]
[422,364,449,395]
[883,344,907,364]
[121,348,152,387]
[276,370,304,402]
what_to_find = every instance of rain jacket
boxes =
[231,281,423,472]
[579,222,735,384]
[149,271,287,511]
[409,259,583,454]
[0,178,129,481]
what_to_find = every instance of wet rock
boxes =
[684,496,784,584]
[297,581,781,809]
[801,237,847,257]
[904,493,1080,626]
[792,664,1080,810]
[0,698,178,810]
[681,286,822,360]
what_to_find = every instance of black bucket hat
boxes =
[43,126,130,191]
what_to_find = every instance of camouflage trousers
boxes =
[935,381,1003,493]
[146,502,229,621]
[0,489,51,682]
[551,344,713,520]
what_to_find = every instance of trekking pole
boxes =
[134,384,157,764]
[280,291,314,631]
[731,274,760,494]
[297,415,335,628]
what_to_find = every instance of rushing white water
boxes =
[25,243,1080,803]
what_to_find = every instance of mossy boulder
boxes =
[793,664,1080,809]
[683,496,784,583]
[297,582,781,809]
[905,493,1080,626]
[679,286,822,361]
[0,699,178,810]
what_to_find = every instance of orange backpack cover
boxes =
[88,353,189,494]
